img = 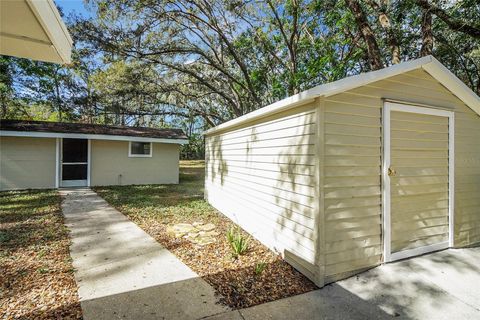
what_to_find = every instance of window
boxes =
[129,141,152,157]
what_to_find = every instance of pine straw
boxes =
[94,160,317,309]
[0,190,82,320]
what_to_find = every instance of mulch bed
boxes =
[141,216,318,309]
[95,162,317,309]
[0,190,82,319]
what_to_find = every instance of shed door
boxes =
[61,138,89,187]
[383,102,454,262]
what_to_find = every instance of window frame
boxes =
[128,141,153,158]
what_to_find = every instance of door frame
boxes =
[56,138,91,188]
[382,101,455,262]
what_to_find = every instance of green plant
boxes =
[254,262,267,275]
[37,267,49,274]
[226,226,250,258]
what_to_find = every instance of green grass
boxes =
[0,189,65,249]
[94,160,217,223]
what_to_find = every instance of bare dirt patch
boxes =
[0,190,82,319]
[94,160,317,309]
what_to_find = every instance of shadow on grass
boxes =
[0,189,82,319]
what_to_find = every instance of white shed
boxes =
[204,56,480,286]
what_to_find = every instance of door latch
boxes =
[388,167,396,177]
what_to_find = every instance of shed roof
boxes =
[204,55,480,136]
[0,120,188,144]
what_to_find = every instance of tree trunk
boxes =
[420,8,433,56]
[53,69,62,121]
[367,0,401,64]
[345,0,384,70]
[414,0,480,39]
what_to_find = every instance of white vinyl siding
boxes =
[205,103,320,283]
[323,68,480,281]
[454,103,480,246]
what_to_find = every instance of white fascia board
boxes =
[0,130,188,145]
[203,97,316,136]
[204,56,435,136]
[27,0,73,64]
[422,57,480,115]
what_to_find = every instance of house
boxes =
[204,55,480,287]
[0,2,189,191]
[0,120,188,190]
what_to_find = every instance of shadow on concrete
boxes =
[79,276,229,320]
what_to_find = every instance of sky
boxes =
[54,0,92,18]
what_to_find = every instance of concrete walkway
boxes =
[206,247,480,320]
[62,188,480,319]
[61,188,229,320]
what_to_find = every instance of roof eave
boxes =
[27,0,73,64]
[421,57,480,115]
[0,130,189,145]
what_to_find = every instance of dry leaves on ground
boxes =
[94,161,317,309]
[0,190,82,320]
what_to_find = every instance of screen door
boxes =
[61,138,89,187]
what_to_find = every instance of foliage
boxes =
[226,226,250,258]
[254,262,268,275]
[0,0,479,154]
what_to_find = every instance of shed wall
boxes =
[0,136,56,190]
[90,140,180,186]
[323,68,480,282]
[205,103,320,283]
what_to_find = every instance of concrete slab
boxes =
[337,248,480,319]
[237,286,393,320]
[61,188,229,319]
[206,247,480,320]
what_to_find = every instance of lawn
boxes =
[0,190,81,319]
[94,160,317,309]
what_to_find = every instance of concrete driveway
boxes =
[209,247,480,320]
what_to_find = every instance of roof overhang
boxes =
[0,130,189,145]
[204,55,480,136]
[0,0,73,64]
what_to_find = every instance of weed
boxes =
[37,267,49,274]
[226,226,250,258]
[254,262,267,275]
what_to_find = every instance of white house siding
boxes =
[0,136,56,190]
[323,68,480,282]
[205,103,321,283]
[454,100,480,246]
[90,140,180,186]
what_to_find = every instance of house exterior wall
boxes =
[90,140,180,186]
[0,136,56,190]
[205,103,321,284]
[322,68,480,282]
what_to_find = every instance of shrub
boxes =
[226,226,250,258]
